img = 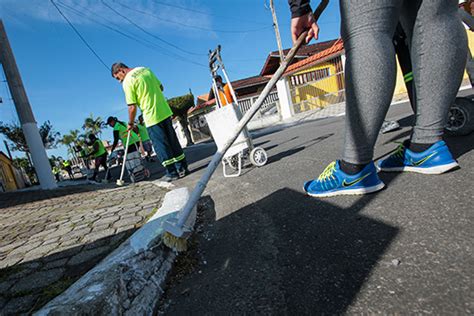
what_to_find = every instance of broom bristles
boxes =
[162,231,188,252]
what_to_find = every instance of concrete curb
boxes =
[35,184,195,316]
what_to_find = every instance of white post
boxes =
[341,53,346,73]
[276,77,294,120]
[0,20,57,189]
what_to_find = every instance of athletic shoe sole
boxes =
[378,161,459,174]
[305,182,385,198]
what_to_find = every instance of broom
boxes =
[116,130,131,186]
[162,1,329,252]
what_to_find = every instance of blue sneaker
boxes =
[377,140,458,174]
[303,161,385,198]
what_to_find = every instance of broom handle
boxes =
[176,1,329,228]
[118,130,131,181]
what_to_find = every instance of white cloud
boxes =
[0,0,214,36]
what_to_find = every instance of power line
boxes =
[115,1,273,34]
[56,1,208,69]
[101,0,207,57]
[49,0,109,71]
[149,0,269,26]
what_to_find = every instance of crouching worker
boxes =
[106,116,141,155]
[87,134,110,182]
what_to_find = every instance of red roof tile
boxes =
[285,38,344,74]
[260,39,339,76]
[231,75,270,89]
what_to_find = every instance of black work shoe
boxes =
[178,169,191,178]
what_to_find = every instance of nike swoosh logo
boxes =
[342,172,372,187]
[412,152,437,166]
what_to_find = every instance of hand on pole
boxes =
[291,11,319,44]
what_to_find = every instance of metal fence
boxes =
[237,89,280,117]
[289,56,345,114]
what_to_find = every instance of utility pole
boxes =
[269,0,284,63]
[0,20,57,189]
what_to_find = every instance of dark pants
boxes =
[64,166,74,179]
[147,117,188,176]
[93,153,108,181]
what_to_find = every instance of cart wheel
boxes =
[250,147,267,167]
[227,154,240,171]
[445,97,474,136]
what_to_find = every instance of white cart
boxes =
[205,46,268,177]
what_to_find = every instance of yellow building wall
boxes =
[0,155,18,192]
[291,60,340,110]
[394,29,474,95]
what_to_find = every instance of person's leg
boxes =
[401,0,467,146]
[379,0,466,174]
[340,0,402,166]
[147,123,179,179]
[92,157,100,181]
[161,117,189,175]
[304,0,401,197]
[143,140,154,161]
[100,154,111,179]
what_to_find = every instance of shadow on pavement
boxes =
[0,228,136,314]
[445,133,474,159]
[0,183,120,210]
[267,147,306,165]
[164,187,400,314]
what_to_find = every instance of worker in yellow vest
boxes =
[62,159,74,180]
[106,116,141,155]
[86,134,110,182]
[52,165,61,182]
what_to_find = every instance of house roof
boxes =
[196,93,209,105]
[190,38,343,115]
[260,39,339,76]
[284,38,344,75]
[231,75,270,89]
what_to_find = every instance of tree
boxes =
[167,92,195,146]
[0,120,61,152]
[82,114,104,137]
[39,121,61,149]
[61,129,82,157]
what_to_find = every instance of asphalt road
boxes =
[150,97,473,314]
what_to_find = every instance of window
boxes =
[291,67,330,86]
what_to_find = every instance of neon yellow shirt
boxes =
[137,123,150,142]
[122,67,173,127]
[113,122,140,147]
[93,139,107,158]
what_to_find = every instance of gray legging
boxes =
[340,0,467,164]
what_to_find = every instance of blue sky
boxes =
[0,0,341,159]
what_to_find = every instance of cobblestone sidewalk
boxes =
[0,182,167,315]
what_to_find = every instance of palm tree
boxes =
[83,114,104,137]
[60,133,75,157]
